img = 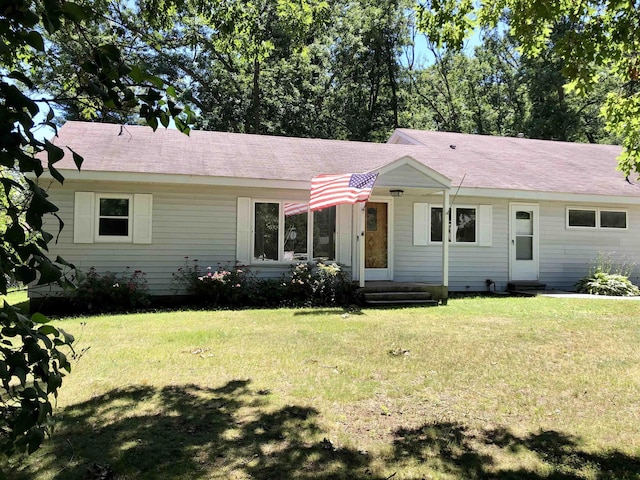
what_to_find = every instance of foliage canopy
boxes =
[0,0,193,460]
[416,0,640,175]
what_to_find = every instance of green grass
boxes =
[6,297,640,479]
[0,290,29,313]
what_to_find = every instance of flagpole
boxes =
[359,203,366,288]
[443,189,449,289]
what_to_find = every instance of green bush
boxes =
[0,304,74,456]
[74,267,151,312]
[172,259,356,308]
[576,253,639,296]
[287,262,354,306]
[576,271,640,296]
[171,259,255,307]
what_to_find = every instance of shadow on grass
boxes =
[8,384,640,479]
[293,307,364,316]
[392,422,640,479]
[11,380,377,480]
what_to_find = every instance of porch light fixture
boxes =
[389,189,404,197]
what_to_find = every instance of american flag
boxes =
[309,172,378,211]
[284,202,309,216]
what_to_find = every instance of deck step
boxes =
[361,283,439,307]
[366,299,439,306]
[364,291,434,302]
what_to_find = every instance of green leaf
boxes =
[36,258,62,286]
[48,163,64,184]
[98,44,121,61]
[44,139,65,164]
[159,112,169,128]
[32,313,50,325]
[129,65,146,83]
[54,256,74,268]
[38,325,58,336]
[23,31,45,51]
[146,115,158,131]
[8,71,34,89]
[58,328,74,345]
[61,2,90,22]
[66,147,84,170]
[5,222,26,245]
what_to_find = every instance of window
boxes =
[97,195,131,239]
[252,200,336,262]
[568,209,596,228]
[313,206,336,261]
[455,207,476,243]
[430,206,443,242]
[429,206,477,244]
[600,210,627,229]
[74,192,153,244]
[567,207,627,229]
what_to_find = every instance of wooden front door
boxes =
[364,201,391,280]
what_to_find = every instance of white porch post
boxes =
[442,189,449,287]
[358,203,366,287]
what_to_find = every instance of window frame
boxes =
[251,200,337,264]
[94,193,133,242]
[429,204,479,245]
[566,206,628,231]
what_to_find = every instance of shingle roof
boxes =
[48,122,430,182]
[393,128,639,197]
[48,121,640,198]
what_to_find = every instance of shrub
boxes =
[74,267,151,312]
[576,253,640,296]
[172,258,356,308]
[172,259,253,307]
[576,271,640,296]
[287,262,354,306]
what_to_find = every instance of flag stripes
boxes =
[309,172,378,211]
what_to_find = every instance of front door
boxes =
[509,203,539,281]
[364,201,392,280]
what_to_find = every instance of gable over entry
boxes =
[355,156,452,288]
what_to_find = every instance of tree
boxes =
[0,0,194,460]
[415,0,640,175]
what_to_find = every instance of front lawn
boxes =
[7,297,640,479]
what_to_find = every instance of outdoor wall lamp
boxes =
[389,189,404,197]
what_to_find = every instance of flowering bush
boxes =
[287,261,353,306]
[74,267,150,312]
[172,259,253,307]
[172,258,356,308]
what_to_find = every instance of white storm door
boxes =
[509,203,539,281]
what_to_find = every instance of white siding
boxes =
[36,181,312,297]
[35,180,640,298]
[393,195,510,291]
[538,201,640,290]
[377,164,447,189]
[392,196,640,292]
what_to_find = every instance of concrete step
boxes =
[507,280,547,291]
